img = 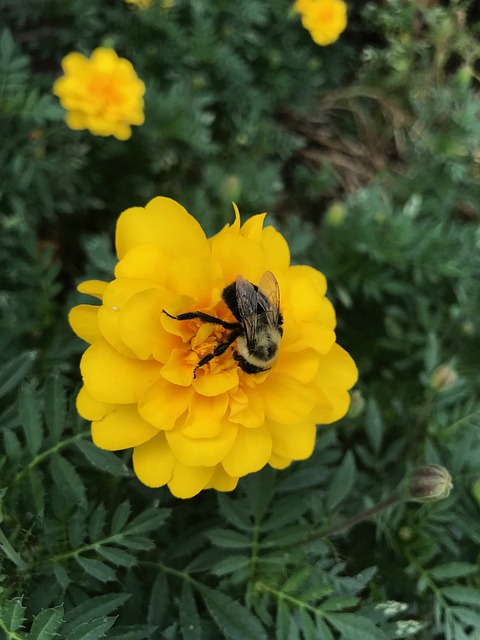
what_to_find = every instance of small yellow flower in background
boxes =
[53,48,145,141]
[125,0,152,8]
[294,0,347,46]
[69,197,357,498]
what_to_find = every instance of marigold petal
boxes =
[69,305,101,344]
[118,288,176,361]
[193,368,239,397]
[274,348,320,384]
[132,433,175,487]
[81,338,161,404]
[92,405,159,450]
[138,378,193,430]
[314,343,358,390]
[210,230,264,287]
[65,112,86,130]
[240,213,267,242]
[204,466,239,492]
[115,243,171,283]
[77,280,108,300]
[115,197,209,260]
[168,462,215,499]
[167,255,223,307]
[269,421,316,460]
[268,453,291,470]
[287,265,328,323]
[166,422,237,467]
[261,225,291,271]
[161,348,196,386]
[182,394,229,438]
[228,385,264,428]
[61,51,88,75]
[262,373,317,424]
[77,385,111,421]
[312,387,352,424]
[221,425,272,477]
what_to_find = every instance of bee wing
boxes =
[257,271,281,329]
[235,275,259,347]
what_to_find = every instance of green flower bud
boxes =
[347,390,365,418]
[404,465,453,503]
[325,202,347,227]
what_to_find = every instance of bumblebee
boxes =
[163,271,283,376]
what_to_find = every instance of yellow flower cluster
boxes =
[69,197,357,498]
[53,48,145,141]
[294,0,347,46]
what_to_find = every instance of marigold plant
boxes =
[53,47,145,140]
[294,0,347,46]
[69,197,357,498]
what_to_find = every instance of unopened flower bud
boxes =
[325,202,347,227]
[347,390,365,418]
[404,465,453,503]
[431,364,458,391]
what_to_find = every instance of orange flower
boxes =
[70,197,357,498]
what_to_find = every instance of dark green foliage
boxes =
[1,0,480,638]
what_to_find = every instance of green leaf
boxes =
[125,508,171,536]
[88,504,107,542]
[441,586,480,606]
[44,371,67,441]
[430,562,478,580]
[19,382,43,456]
[325,613,384,640]
[3,429,22,462]
[0,351,35,399]
[97,546,136,568]
[320,596,361,612]
[1,597,26,632]
[147,573,169,630]
[365,398,383,455]
[179,583,202,640]
[211,554,250,577]
[29,605,64,640]
[314,617,334,640]
[217,494,252,531]
[451,606,480,628]
[27,468,46,519]
[275,599,291,640]
[326,451,356,510]
[262,525,311,549]
[62,594,129,636]
[199,585,268,640]
[110,501,131,535]
[49,454,87,507]
[74,439,130,477]
[64,617,116,640]
[106,625,158,639]
[206,529,252,549]
[75,556,117,583]
[261,497,310,532]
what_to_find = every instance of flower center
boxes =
[87,74,123,109]
[186,317,237,375]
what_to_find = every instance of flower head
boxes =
[69,197,357,498]
[294,0,347,46]
[125,0,152,8]
[53,48,145,140]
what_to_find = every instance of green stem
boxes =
[12,430,90,485]
[0,527,28,571]
[313,493,402,540]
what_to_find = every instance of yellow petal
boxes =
[138,378,193,429]
[166,255,223,308]
[92,404,159,450]
[261,373,317,424]
[69,305,101,344]
[77,280,108,300]
[118,288,178,361]
[182,393,229,438]
[268,453,291,470]
[81,338,161,404]
[115,243,171,283]
[204,466,239,492]
[210,230,264,287]
[274,348,320,384]
[221,425,272,477]
[269,421,316,460]
[166,422,238,466]
[311,387,352,424]
[132,433,175,487]
[161,348,196,386]
[239,213,267,242]
[168,462,215,499]
[228,385,265,428]
[261,225,291,271]
[287,265,328,324]
[77,385,112,421]
[115,197,209,260]
[193,368,239,397]
[313,343,358,390]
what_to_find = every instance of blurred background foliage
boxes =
[1,0,480,638]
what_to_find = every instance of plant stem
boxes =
[313,493,402,540]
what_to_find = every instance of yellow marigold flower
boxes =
[69,197,357,499]
[53,48,145,141]
[294,0,347,46]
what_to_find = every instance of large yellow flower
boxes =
[69,197,357,498]
[294,0,347,46]
[53,48,145,141]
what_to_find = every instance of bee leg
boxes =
[162,309,237,329]
[193,329,242,377]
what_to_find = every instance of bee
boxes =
[163,271,283,376]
